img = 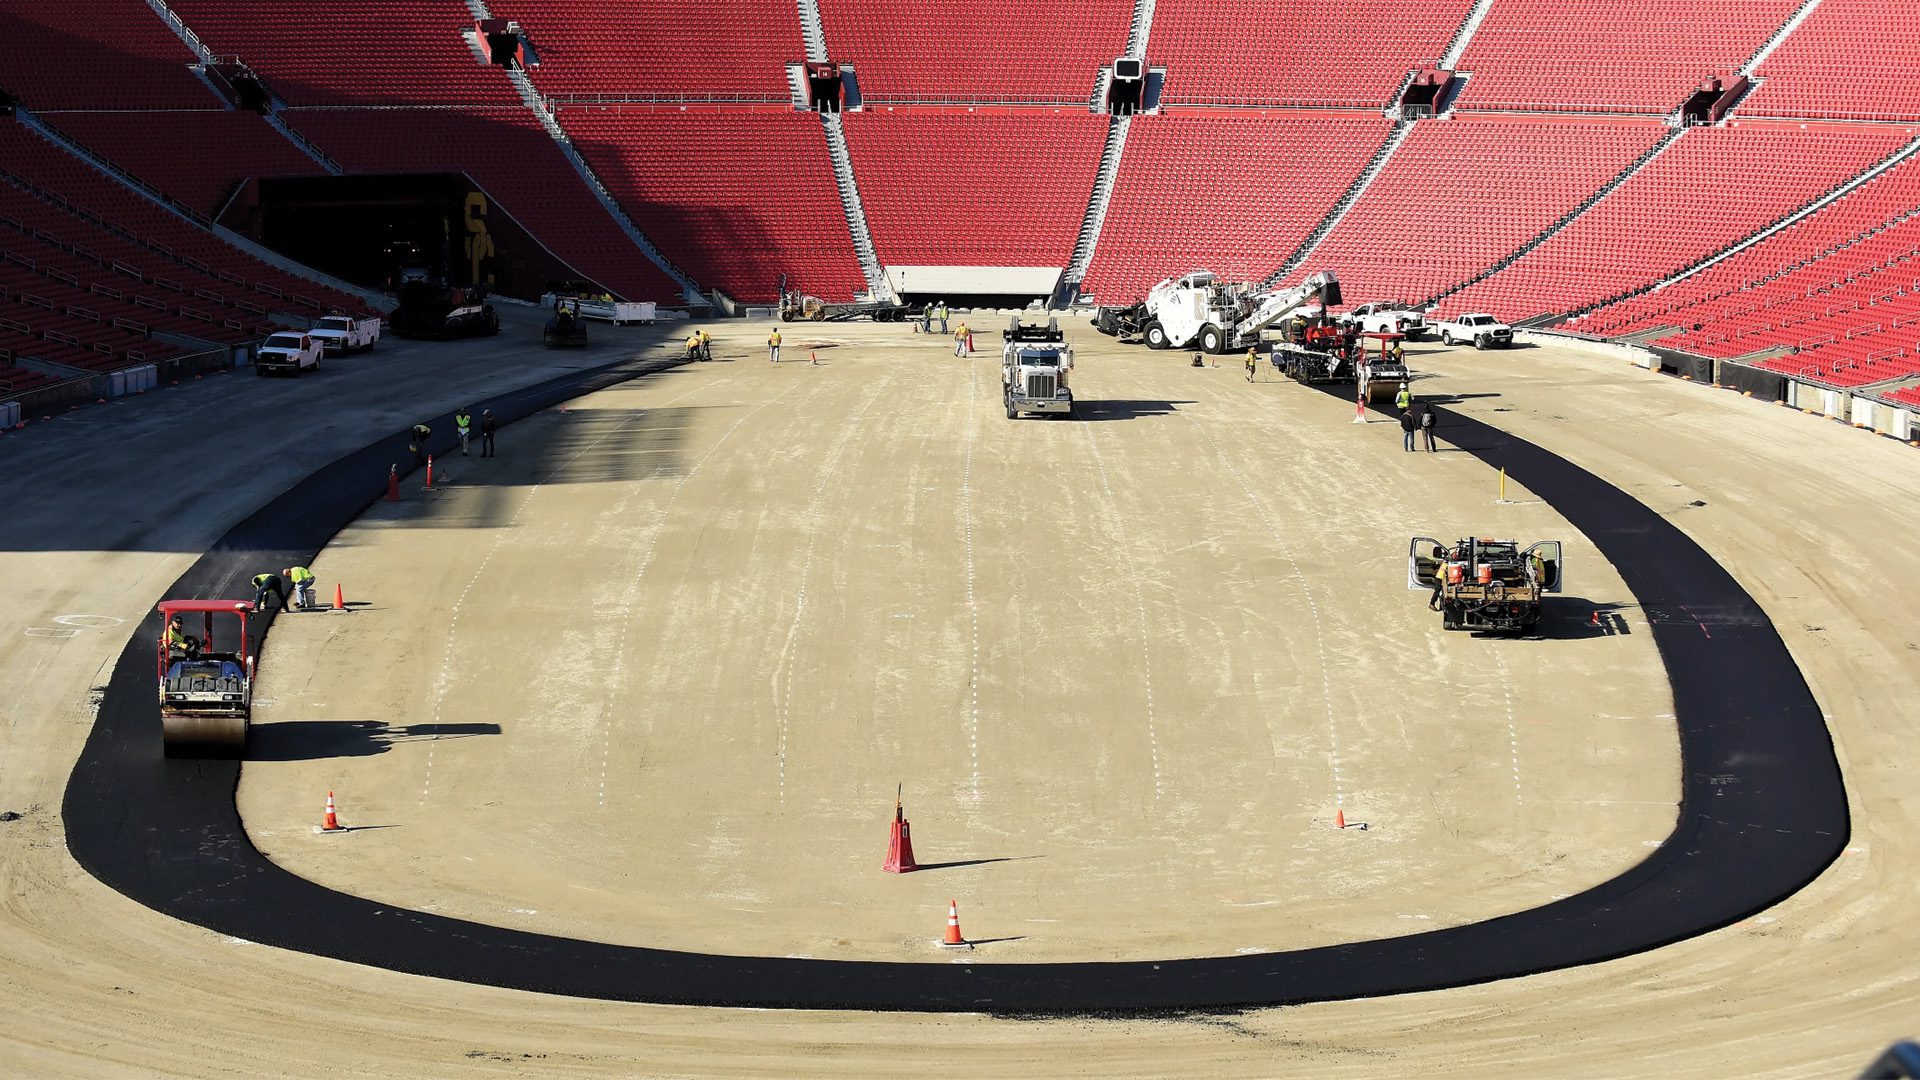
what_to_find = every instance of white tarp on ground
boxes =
[885,266,1062,297]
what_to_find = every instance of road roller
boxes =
[156,599,256,756]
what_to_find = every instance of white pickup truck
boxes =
[1433,313,1514,349]
[1342,302,1428,339]
[254,331,323,376]
[308,314,381,354]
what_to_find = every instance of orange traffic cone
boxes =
[941,900,970,948]
[810,350,819,366]
[331,583,347,613]
[1590,610,1601,627]
[1334,807,1347,830]
[425,455,434,490]
[883,787,917,874]
[321,791,343,832]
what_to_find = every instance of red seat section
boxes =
[843,109,1105,269]
[0,360,67,395]
[558,107,864,303]
[1739,0,1920,121]
[490,0,806,98]
[1443,125,1912,322]
[1454,0,1801,114]
[1583,155,1920,356]
[1082,115,1391,303]
[167,0,517,106]
[282,108,681,303]
[0,0,213,110]
[1296,117,1665,303]
[1150,0,1475,108]
[0,122,374,353]
[815,0,1130,104]
[44,111,327,218]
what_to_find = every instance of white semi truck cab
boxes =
[1001,317,1074,418]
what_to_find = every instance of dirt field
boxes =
[2,313,1917,1076]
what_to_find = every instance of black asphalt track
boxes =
[62,358,1848,1014]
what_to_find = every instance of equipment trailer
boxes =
[1408,537,1564,633]
[780,289,912,323]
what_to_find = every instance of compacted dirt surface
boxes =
[2,315,1916,1076]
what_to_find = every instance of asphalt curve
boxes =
[61,358,1847,1015]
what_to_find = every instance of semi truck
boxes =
[1408,536,1563,633]
[1002,316,1074,418]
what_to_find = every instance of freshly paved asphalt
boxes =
[61,360,1847,1014]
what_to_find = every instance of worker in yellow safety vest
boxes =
[165,615,198,658]
[768,328,782,363]
[284,565,317,610]
[699,328,712,361]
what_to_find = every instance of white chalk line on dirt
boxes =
[770,365,903,801]
[1082,422,1162,803]
[592,375,816,809]
[1188,416,1347,818]
[1492,648,1524,802]
[418,376,728,803]
[961,361,982,800]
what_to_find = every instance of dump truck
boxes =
[1407,537,1563,633]
[1002,316,1074,418]
[156,599,256,756]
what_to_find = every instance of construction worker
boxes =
[454,407,472,456]
[699,328,712,361]
[1420,404,1439,452]
[1428,541,1443,611]
[1246,348,1258,382]
[409,423,431,467]
[252,571,288,612]
[284,565,317,610]
[165,615,198,659]
[953,321,970,357]
[686,330,701,362]
[1394,381,1412,413]
[768,327,782,363]
[1400,407,1417,452]
[1389,338,1406,365]
[480,409,497,458]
